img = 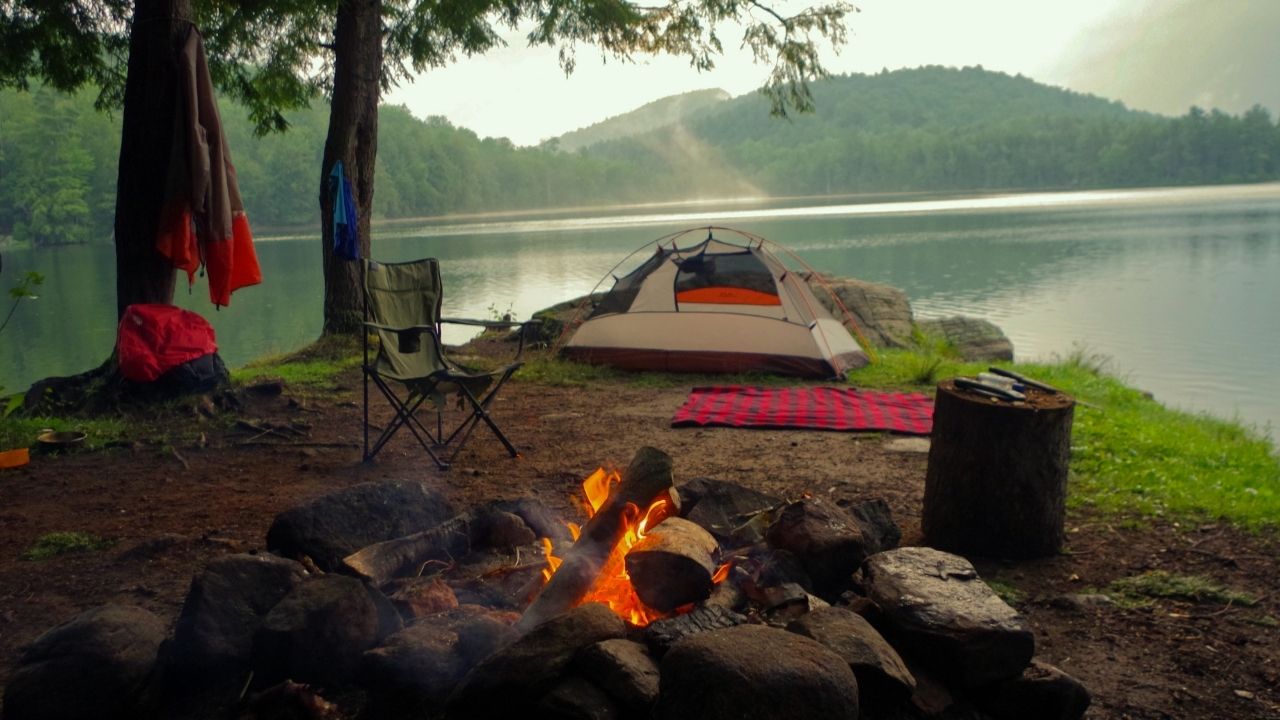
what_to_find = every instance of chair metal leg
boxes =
[364,373,448,469]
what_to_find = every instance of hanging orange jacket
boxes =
[155,26,261,307]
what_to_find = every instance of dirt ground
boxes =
[1,344,1277,720]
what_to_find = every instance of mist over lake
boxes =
[4,183,1277,440]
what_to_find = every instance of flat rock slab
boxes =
[863,547,1034,687]
[787,606,916,703]
[677,477,780,546]
[170,553,308,677]
[448,603,625,718]
[266,479,454,570]
[4,605,166,720]
[655,624,859,720]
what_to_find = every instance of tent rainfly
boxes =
[563,227,870,379]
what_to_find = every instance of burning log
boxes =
[516,447,675,633]
[625,517,718,612]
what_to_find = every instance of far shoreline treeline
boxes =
[2,66,1278,247]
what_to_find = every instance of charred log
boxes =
[516,447,675,633]
[625,517,718,612]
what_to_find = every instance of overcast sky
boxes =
[384,0,1132,146]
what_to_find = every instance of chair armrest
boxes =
[364,321,438,335]
[440,317,520,329]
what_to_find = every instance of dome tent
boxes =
[562,227,870,379]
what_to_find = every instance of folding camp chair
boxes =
[361,258,532,469]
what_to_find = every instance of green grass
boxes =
[22,532,113,560]
[849,349,1280,530]
[230,335,361,392]
[1107,570,1258,607]
[0,416,127,452]
[986,579,1025,606]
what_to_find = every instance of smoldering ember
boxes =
[4,446,1091,720]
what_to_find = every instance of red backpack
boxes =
[116,304,218,383]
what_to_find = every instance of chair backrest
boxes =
[363,258,446,380]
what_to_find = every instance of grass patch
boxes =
[231,335,361,391]
[1107,570,1258,607]
[0,416,128,452]
[22,532,113,560]
[986,579,1025,606]
[848,349,1280,530]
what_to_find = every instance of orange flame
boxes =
[712,562,732,584]
[542,467,676,626]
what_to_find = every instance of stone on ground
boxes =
[575,638,661,709]
[447,603,625,718]
[655,624,859,720]
[538,676,620,720]
[4,605,166,720]
[787,606,916,704]
[251,575,389,687]
[265,479,454,570]
[976,660,1091,720]
[766,496,874,592]
[916,316,1014,361]
[810,275,915,349]
[862,547,1034,687]
[170,553,308,677]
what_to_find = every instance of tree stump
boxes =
[922,379,1075,559]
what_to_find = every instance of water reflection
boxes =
[2,184,1278,437]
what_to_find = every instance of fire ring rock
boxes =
[862,547,1034,688]
[3,604,166,720]
[655,624,859,720]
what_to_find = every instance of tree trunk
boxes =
[320,0,381,335]
[114,0,191,319]
[921,379,1075,559]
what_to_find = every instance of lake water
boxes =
[3,183,1279,441]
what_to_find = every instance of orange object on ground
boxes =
[0,448,30,469]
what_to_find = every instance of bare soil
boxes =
[1,343,1277,719]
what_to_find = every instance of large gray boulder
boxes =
[810,275,915,348]
[655,624,859,720]
[170,553,308,678]
[787,606,916,704]
[265,479,454,570]
[447,603,626,718]
[251,575,392,687]
[916,316,1014,361]
[4,605,166,720]
[862,547,1034,687]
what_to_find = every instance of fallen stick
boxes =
[515,446,674,634]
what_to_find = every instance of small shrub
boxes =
[23,532,112,560]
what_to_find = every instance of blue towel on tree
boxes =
[330,160,359,260]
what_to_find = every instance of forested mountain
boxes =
[581,66,1280,195]
[3,66,1278,247]
[547,88,731,152]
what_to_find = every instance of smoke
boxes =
[1046,0,1280,115]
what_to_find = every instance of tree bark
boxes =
[921,379,1075,559]
[114,0,191,319]
[320,0,381,335]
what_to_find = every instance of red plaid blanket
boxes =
[671,386,934,435]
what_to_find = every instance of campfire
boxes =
[520,447,725,632]
[12,444,1092,720]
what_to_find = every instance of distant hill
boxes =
[1049,0,1280,117]
[4,66,1276,245]
[546,88,730,152]
[581,66,1277,195]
